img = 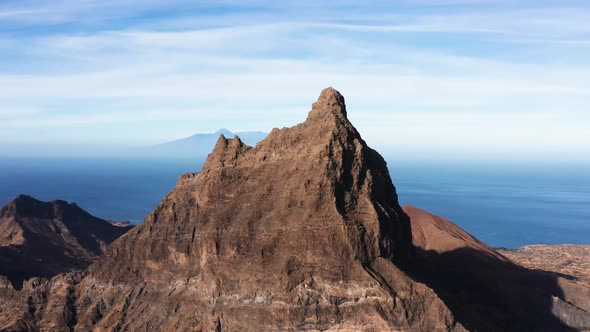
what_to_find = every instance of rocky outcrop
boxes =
[0,88,465,331]
[405,205,590,332]
[144,128,267,162]
[0,195,133,288]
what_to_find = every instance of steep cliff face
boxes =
[0,195,133,288]
[93,87,414,282]
[0,88,464,331]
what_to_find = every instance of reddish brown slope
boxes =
[405,205,590,332]
[404,205,508,261]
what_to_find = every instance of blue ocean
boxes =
[0,157,588,248]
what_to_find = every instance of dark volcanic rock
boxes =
[0,88,464,331]
[0,195,133,288]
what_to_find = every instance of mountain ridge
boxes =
[0,194,133,289]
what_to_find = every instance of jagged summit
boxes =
[306,87,348,125]
[212,132,245,150]
[312,87,347,117]
[205,134,250,170]
[204,88,353,176]
[205,87,357,174]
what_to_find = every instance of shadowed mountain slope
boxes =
[0,195,133,288]
[405,205,590,332]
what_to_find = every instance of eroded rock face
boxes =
[0,88,464,331]
[0,195,133,289]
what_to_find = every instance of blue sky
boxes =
[1,0,589,161]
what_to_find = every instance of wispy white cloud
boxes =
[0,0,589,159]
[0,107,41,118]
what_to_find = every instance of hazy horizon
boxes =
[2,126,589,165]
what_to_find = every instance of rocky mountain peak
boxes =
[309,86,347,119]
[204,134,250,171]
[0,88,464,331]
[204,88,355,175]
[74,87,444,331]
[211,133,246,152]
